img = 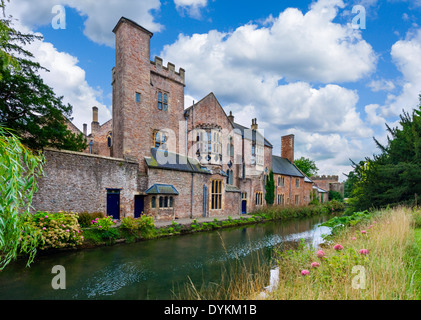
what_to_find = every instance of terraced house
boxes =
[32,17,323,221]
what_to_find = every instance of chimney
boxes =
[83,123,87,136]
[91,106,100,134]
[251,118,258,130]
[228,111,234,124]
[281,134,295,163]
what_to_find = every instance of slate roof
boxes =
[145,148,211,174]
[145,184,179,195]
[272,155,304,178]
[233,122,273,148]
[225,185,241,193]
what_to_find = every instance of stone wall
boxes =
[32,149,139,217]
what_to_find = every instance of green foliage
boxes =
[321,210,372,238]
[77,212,104,228]
[347,97,421,212]
[0,4,86,151]
[328,190,344,202]
[91,216,116,231]
[294,157,319,177]
[119,215,156,239]
[265,170,275,205]
[0,125,44,270]
[31,211,83,250]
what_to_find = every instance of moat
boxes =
[0,215,333,300]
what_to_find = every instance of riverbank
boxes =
[256,206,421,299]
[178,206,421,300]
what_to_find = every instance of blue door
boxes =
[241,200,247,214]
[107,189,120,220]
[134,195,144,218]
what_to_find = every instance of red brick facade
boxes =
[47,17,327,221]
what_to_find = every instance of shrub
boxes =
[32,211,83,250]
[78,212,104,228]
[91,216,116,231]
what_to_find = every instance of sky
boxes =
[5,0,421,181]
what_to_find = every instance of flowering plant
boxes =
[91,216,116,231]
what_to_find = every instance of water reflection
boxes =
[0,214,333,300]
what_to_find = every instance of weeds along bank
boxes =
[253,207,421,300]
[16,201,345,256]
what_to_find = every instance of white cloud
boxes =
[367,79,396,92]
[7,0,162,47]
[159,0,378,176]
[377,28,421,118]
[6,15,111,133]
[174,0,208,18]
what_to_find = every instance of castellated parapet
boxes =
[311,175,339,182]
[151,56,185,86]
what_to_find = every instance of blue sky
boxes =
[6,0,421,179]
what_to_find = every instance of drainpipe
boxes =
[190,101,195,219]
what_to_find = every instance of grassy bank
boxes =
[257,206,421,300]
[178,206,421,300]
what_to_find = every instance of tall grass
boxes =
[255,206,418,300]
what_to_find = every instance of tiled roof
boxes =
[272,155,304,177]
[225,185,241,193]
[233,122,273,148]
[145,148,211,174]
[145,184,179,195]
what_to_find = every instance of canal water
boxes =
[0,214,333,300]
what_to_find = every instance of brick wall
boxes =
[32,149,139,217]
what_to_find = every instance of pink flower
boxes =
[352,237,357,240]
[42,227,46,230]
[359,249,369,255]
[368,225,373,229]
[316,250,325,258]
[45,215,48,219]
[361,230,367,234]
[373,221,377,224]
[66,229,69,232]
[301,270,310,276]
[333,244,344,251]
[310,262,320,268]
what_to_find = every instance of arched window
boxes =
[164,196,168,208]
[107,132,112,148]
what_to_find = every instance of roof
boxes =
[233,122,273,148]
[225,185,241,193]
[272,155,304,178]
[145,148,211,174]
[112,17,153,37]
[145,184,179,195]
[313,186,328,193]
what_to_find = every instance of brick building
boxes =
[32,17,325,221]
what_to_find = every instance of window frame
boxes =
[211,179,222,210]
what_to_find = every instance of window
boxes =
[195,128,222,164]
[159,196,163,208]
[157,91,168,111]
[295,178,300,188]
[211,180,222,210]
[226,169,233,185]
[151,196,156,208]
[135,92,141,103]
[255,192,263,205]
[278,176,285,187]
[230,170,233,185]
[241,192,247,199]
[154,130,168,149]
[277,194,285,205]
[295,195,299,205]
[158,196,174,208]
[169,196,174,208]
[107,132,112,148]
[256,145,264,166]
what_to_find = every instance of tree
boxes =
[265,170,275,205]
[0,4,86,151]
[0,125,44,270]
[294,157,319,177]
[347,95,421,212]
